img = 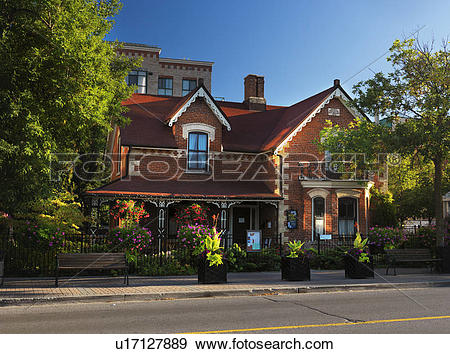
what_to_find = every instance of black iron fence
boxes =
[0,231,283,277]
[312,234,356,255]
[1,230,442,277]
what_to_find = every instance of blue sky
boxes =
[106,0,450,106]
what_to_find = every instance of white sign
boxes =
[320,234,332,240]
[246,230,262,252]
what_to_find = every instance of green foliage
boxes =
[0,0,138,215]
[107,226,153,255]
[286,240,305,258]
[110,200,149,228]
[353,232,368,250]
[320,38,450,243]
[307,248,345,270]
[388,155,449,221]
[368,226,404,250]
[369,188,397,227]
[191,227,224,267]
[348,232,370,263]
[226,243,247,272]
[174,203,211,227]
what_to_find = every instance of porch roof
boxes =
[85,177,282,200]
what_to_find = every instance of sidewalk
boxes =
[1,269,450,306]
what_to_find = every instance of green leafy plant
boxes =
[193,225,225,267]
[286,240,305,258]
[226,243,247,272]
[110,200,149,228]
[347,232,371,263]
[174,203,211,227]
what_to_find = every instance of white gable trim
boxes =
[274,88,360,155]
[167,87,231,131]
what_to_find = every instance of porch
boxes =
[84,177,282,249]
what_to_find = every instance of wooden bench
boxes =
[56,253,128,287]
[385,249,441,275]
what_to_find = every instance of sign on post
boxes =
[246,230,262,252]
[320,234,332,240]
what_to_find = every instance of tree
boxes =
[320,38,449,245]
[0,0,138,216]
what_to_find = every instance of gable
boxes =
[273,87,364,154]
[166,86,231,131]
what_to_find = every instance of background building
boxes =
[117,42,213,97]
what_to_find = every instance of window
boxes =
[313,197,325,239]
[338,197,357,236]
[182,79,197,96]
[158,77,173,96]
[126,70,147,94]
[188,132,208,171]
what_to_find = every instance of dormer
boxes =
[166,85,231,156]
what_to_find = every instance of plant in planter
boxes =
[344,233,374,279]
[194,228,227,284]
[281,240,311,281]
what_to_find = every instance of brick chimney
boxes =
[244,74,266,111]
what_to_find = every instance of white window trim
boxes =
[336,189,361,199]
[167,87,231,131]
[182,123,216,141]
[310,192,328,241]
[186,131,210,173]
[337,195,359,235]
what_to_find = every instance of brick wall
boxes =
[279,97,368,241]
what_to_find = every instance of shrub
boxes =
[177,224,215,251]
[110,200,149,228]
[368,226,404,251]
[226,244,247,272]
[175,203,211,227]
[369,188,397,227]
[307,248,345,269]
[107,226,153,256]
[247,247,281,271]
[401,226,450,249]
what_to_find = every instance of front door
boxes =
[232,207,257,246]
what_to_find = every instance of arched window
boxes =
[312,197,325,240]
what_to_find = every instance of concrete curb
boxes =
[1,280,450,307]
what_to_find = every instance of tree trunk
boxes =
[433,157,444,246]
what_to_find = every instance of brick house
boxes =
[86,76,373,246]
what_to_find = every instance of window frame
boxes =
[126,70,147,94]
[187,132,209,172]
[312,196,325,240]
[182,79,197,96]
[158,77,173,96]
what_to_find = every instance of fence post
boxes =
[317,233,321,255]
[279,233,282,257]
[158,237,162,266]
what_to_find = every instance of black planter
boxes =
[198,257,227,284]
[437,246,450,273]
[344,254,374,279]
[281,256,311,281]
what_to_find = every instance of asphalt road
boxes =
[1,287,450,334]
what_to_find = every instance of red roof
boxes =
[86,177,281,200]
[120,83,339,152]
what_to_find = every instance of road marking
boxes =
[181,315,450,334]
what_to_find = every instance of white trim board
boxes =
[274,88,361,155]
[167,87,231,131]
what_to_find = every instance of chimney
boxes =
[198,78,204,87]
[244,74,266,111]
[334,79,340,86]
